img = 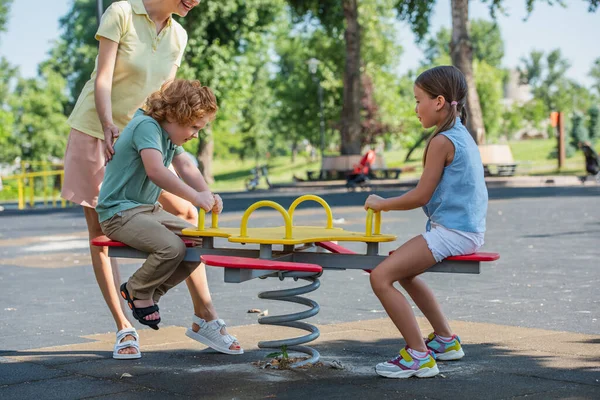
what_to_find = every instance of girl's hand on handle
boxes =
[193,190,215,212]
[364,194,385,212]
[212,193,223,214]
[102,122,120,164]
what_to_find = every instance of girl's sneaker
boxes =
[375,347,439,379]
[425,332,465,361]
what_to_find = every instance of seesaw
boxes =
[92,194,499,367]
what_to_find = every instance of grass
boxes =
[209,155,321,192]
[209,138,599,191]
[508,139,598,176]
[1,138,597,203]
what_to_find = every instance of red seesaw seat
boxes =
[90,236,197,248]
[446,252,500,262]
[201,255,322,274]
[316,241,500,263]
[388,249,499,262]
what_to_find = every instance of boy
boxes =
[97,79,220,330]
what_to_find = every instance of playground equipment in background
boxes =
[245,165,272,191]
[0,161,68,210]
[345,150,377,189]
[306,152,402,182]
[92,194,499,368]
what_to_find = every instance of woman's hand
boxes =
[364,194,386,212]
[193,190,215,212]
[102,122,120,164]
[212,193,223,214]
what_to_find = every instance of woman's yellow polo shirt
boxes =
[67,0,188,139]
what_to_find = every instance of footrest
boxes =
[91,236,197,248]
[201,255,322,273]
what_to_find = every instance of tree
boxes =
[590,57,600,98]
[588,105,599,143]
[0,0,12,35]
[519,49,593,115]
[395,0,599,144]
[286,0,428,154]
[449,0,486,143]
[43,0,121,114]
[0,0,18,164]
[422,19,503,68]
[45,0,284,182]
[176,0,284,181]
[422,20,505,140]
[270,22,344,160]
[0,58,18,164]
[10,68,70,161]
[286,0,362,154]
[569,111,588,156]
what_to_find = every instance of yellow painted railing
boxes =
[1,170,68,210]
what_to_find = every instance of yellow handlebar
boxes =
[365,209,381,237]
[287,194,334,229]
[240,200,293,239]
[197,208,219,231]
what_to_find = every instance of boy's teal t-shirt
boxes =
[96,109,184,222]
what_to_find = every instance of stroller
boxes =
[579,143,600,183]
[345,150,376,189]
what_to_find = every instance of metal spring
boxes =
[257,274,321,368]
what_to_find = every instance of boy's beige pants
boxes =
[100,203,200,302]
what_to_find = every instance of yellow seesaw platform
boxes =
[181,194,396,245]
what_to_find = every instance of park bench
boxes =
[306,153,402,181]
[306,168,402,181]
[479,144,517,177]
[91,195,500,368]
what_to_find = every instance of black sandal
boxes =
[120,283,161,330]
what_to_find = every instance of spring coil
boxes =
[257,274,321,368]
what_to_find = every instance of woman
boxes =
[61,0,242,359]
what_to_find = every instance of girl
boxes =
[364,65,488,378]
[61,0,242,359]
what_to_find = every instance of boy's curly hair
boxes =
[143,79,218,126]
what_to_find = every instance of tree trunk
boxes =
[450,0,486,144]
[291,140,297,163]
[197,133,214,185]
[404,131,430,162]
[341,0,362,155]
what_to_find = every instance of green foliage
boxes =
[422,21,506,141]
[568,111,588,156]
[0,0,12,35]
[10,67,69,161]
[589,57,600,98]
[287,0,345,34]
[393,0,435,43]
[423,20,504,68]
[0,57,18,163]
[266,344,289,360]
[588,105,599,142]
[176,0,285,160]
[501,98,546,138]
[0,107,16,163]
[474,60,504,140]
[42,0,121,113]
[270,20,343,153]
[518,49,581,113]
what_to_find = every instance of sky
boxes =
[0,0,598,86]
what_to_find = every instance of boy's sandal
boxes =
[113,327,142,360]
[120,283,161,330]
[185,316,243,355]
